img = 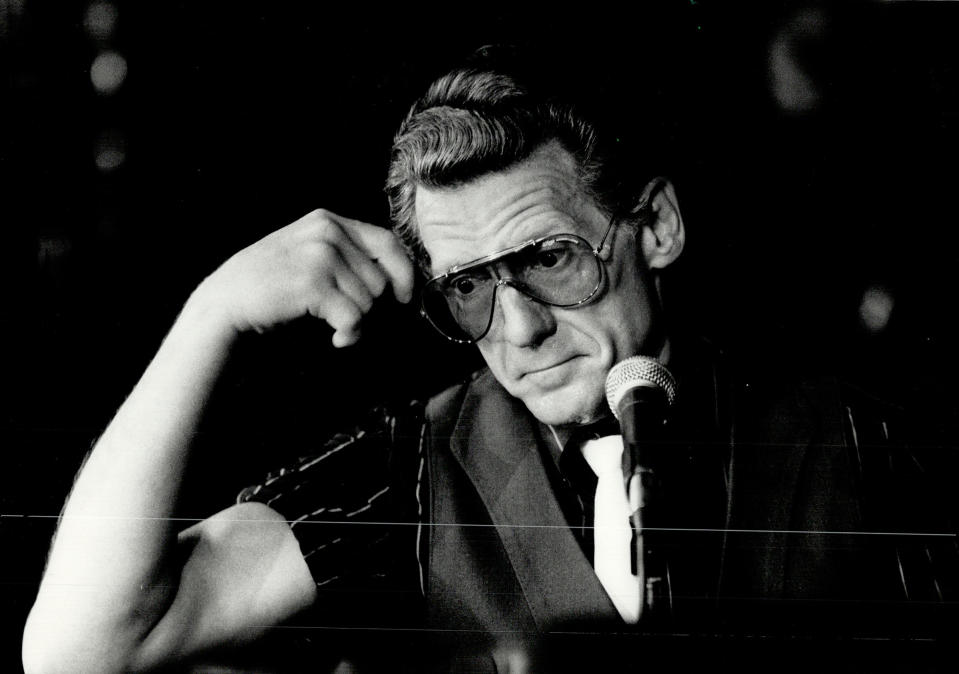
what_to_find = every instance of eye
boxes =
[449,273,483,297]
[454,277,476,295]
[532,245,571,269]
[536,250,559,268]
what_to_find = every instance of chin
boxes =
[521,381,606,427]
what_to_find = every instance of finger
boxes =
[374,247,416,305]
[325,213,416,304]
[310,291,363,345]
[329,230,390,301]
[331,253,375,313]
[306,212,390,300]
[332,326,361,348]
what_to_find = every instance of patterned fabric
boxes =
[838,383,957,603]
[234,357,959,641]
[236,402,430,617]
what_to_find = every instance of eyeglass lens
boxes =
[422,235,602,343]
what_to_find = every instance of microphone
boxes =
[604,355,677,620]
[605,356,677,498]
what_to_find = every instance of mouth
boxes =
[519,355,581,381]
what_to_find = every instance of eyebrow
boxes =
[431,230,593,281]
[431,218,590,276]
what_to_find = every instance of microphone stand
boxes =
[620,391,673,626]
[627,467,671,625]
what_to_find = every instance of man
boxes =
[22,49,955,673]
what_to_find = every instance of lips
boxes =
[518,355,580,380]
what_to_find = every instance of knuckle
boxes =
[347,281,374,312]
[367,283,384,299]
[305,210,338,238]
[384,232,408,254]
[299,264,333,293]
[316,242,339,265]
[301,240,336,268]
[369,275,388,297]
[327,304,361,330]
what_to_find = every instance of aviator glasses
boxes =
[421,214,618,344]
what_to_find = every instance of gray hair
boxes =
[386,60,637,275]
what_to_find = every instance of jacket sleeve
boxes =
[235,402,430,626]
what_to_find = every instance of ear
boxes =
[638,178,685,270]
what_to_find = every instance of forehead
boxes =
[415,143,604,275]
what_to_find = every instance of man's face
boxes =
[416,142,667,427]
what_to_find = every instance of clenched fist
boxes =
[193,209,415,347]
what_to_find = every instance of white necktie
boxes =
[580,435,640,623]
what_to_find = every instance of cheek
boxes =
[583,278,659,358]
[577,295,653,376]
[476,340,499,368]
[476,340,512,384]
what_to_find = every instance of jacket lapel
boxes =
[449,371,618,629]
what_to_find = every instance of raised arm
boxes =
[22,210,415,674]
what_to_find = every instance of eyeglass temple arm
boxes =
[596,178,666,255]
[596,213,619,256]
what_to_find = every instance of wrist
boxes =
[173,281,242,353]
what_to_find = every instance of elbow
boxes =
[22,603,60,674]
[22,602,130,674]
[21,631,41,674]
[22,606,65,674]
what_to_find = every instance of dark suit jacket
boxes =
[242,348,957,670]
[421,359,956,645]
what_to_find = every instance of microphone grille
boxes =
[604,355,678,420]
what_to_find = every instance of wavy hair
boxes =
[386,51,638,275]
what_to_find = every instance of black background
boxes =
[3,2,959,670]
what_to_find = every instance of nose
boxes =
[489,282,557,347]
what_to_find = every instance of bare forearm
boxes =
[24,288,237,671]
[23,209,414,673]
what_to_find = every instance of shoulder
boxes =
[426,368,489,414]
[424,368,493,434]
[724,352,904,447]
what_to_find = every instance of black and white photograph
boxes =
[4,2,959,672]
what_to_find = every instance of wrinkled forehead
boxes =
[419,201,595,278]
[414,146,605,276]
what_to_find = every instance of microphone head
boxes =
[604,356,678,420]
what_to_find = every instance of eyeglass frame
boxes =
[419,212,620,344]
